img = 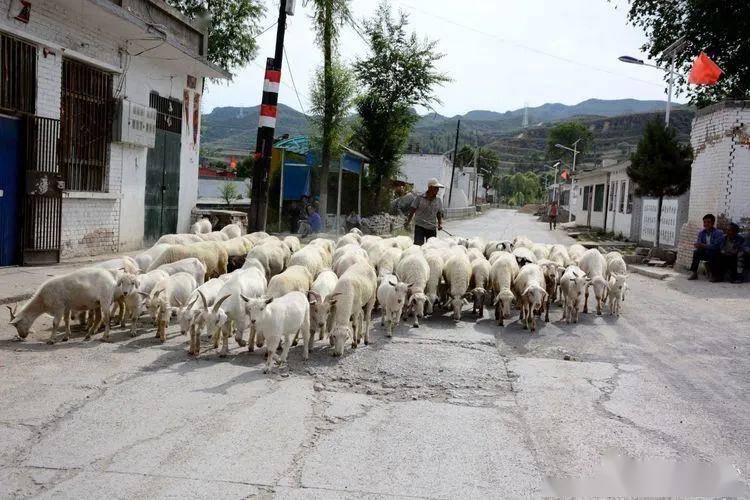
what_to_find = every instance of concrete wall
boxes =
[677,101,750,268]
[198,178,250,200]
[0,0,206,259]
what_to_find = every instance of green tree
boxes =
[627,118,693,246]
[455,146,502,179]
[353,2,449,210]
[219,182,240,206]
[167,0,264,73]
[235,156,254,179]
[622,0,750,107]
[547,121,594,161]
[308,0,351,224]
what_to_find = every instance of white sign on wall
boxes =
[640,198,678,246]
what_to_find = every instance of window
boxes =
[582,185,591,210]
[60,58,113,192]
[608,181,617,211]
[0,33,36,114]
[626,191,633,214]
[593,184,605,212]
[619,180,627,213]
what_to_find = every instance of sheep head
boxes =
[493,289,515,318]
[522,285,548,313]
[588,276,610,300]
[408,292,427,321]
[329,324,351,357]
[7,304,32,338]
[243,295,273,325]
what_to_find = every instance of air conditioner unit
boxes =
[113,98,157,148]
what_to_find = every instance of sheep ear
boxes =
[265,297,274,305]
[308,291,321,304]
[138,292,151,299]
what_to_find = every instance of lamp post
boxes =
[545,161,561,203]
[619,37,686,127]
[555,140,580,223]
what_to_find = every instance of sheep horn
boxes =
[6,305,16,321]
[198,290,209,310]
[213,294,231,313]
[187,296,199,310]
[240,294,250,303]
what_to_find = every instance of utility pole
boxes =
[248,0,293,231]
[472,133,479,205]
[448,119,460,207]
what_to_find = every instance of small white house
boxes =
[0,0,228,266]
[572,160,635,239]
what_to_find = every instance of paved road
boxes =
[1,209,748,498]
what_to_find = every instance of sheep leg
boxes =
[248,324,256,352]
[117,297,126,327]
[301,313,311,361]
[87,308,103,340]
[102,307,112,342]
[264,342,276,373]
[211,328,220,349]
[544,298,550,323]
[47,315,61,344]
[495,301,504,327]
[219,325,230,357]
[583,288,590,314]
[63,310,71,342]
[279,336,291,366]
[130,310,139,337]
[596,297,602,316]
[364,301,374,346]
[234,319,247,347]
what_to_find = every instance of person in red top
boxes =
[548,200,559,230]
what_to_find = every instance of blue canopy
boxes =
[282,163,311,201]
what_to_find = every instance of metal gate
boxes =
[144,92,182,244]
[22,116,63,265]
[0,115,22,266]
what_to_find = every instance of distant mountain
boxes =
[201,103,311,153]
[201,99,690,165]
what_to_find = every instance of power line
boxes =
[283,47,308,116]
[393,0,666,89]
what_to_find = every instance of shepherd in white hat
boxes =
[404,178,445,245]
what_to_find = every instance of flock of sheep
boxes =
[6,219,628,373]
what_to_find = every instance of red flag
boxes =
[688,52,723,85]
[560,169,569,180]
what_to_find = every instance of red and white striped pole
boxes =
[248,0,290,231]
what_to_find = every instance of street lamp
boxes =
[555,140,581,223]
[618,36,686,126]
[546,161,561,203]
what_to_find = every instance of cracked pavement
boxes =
[1,209,749,498]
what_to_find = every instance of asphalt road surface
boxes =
[1,209,748,498]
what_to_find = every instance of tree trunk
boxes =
[655,195,663,248]
[318,1,333,229]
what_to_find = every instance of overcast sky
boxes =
[202,0,681,116]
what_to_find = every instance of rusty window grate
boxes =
[60,58,113,192]
[150,92,182,134]
[0,33,36,114]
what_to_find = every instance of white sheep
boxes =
[245,243,286,279]
[395,252,430,327]
[484,240,513,258]
[327,262,377,356]
[283,235,301,254]
[605,251,627,278]
[148,242,226,279]
[308,270,338,341]
[559,265,588,324]
[334,251,369,277]
[96,256,140,275]
[266,265,313,299]
[120,269,169,336]
[579,248,609,315]
[377,275,409,337]
[489,252,519,326]
[513,236,534,249]
[243,292,311,373]
[134,243,170,273]
[466,247,485,262]
[177,278,225,355]
[423,250,444,315]
[393,235,413,251]
[469,257,491,317]
[336,233,360,249]
[221,223,242,239]
[531,244,551,261]
[198,231,230,242]
[289,245,328,278]
[309,238,335,258]
[153,257,207,286]
[333,244,367,269]
[148,272,198,343]
[536,259,562,323]
[442,253,472,321]
[376,246,403,277]
[204,267,267,356]
[8,267,116,344]
[243,231,270,246]
[567,244,587,265]
[157,233,203,245]
[607,273,628,316]
[512,263,548,333]
[512,246,537,267]
[191,218,212,234]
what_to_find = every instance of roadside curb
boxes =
[630,265,679,281]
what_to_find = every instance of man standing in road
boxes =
[404,178,445,245]
[548,200,559,230]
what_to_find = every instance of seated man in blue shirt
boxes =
[688,213,725,281]
[720,223,745,284]
[307,205,323,233]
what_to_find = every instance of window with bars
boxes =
[608,181,617,212]
[582,185,591,211]
[0,33,36,114]
[619,180,627,213]
[149,92,182,133]
[60,58,113,192]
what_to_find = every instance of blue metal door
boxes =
[0,116,22,266]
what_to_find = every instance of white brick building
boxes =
[399,153,483,208]
[676,101,750,268]
[0,0,227,266]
